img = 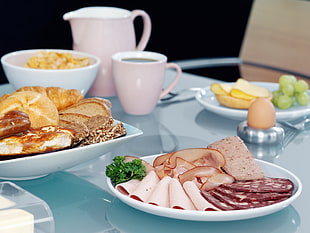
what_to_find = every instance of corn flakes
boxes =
[24,51,90,69]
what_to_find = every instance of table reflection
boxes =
[106,198,300,233]
[3,172,115,233]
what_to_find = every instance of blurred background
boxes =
[0,0,253,84]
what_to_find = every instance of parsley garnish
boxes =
[106,156,147,185]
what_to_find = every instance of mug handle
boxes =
[160,63,182,99]
[131,10,152,51]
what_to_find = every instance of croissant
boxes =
[16,86,84,110]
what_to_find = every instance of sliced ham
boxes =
[130,170,160,202]
[169,178,195,210]
[200,173,235,191]
[178,166,221,186]
[183,181,220,211]
[116,179,141,195]
[147,176,171,207]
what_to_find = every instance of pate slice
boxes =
[207,136,264,180]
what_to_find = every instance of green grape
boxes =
[294,80,309,93]
[296,92,310,106]
[277,95,294,109]
[280,83,294,96]
[271,90,281,106]
[273,75,309,109]
[279,75,297,86]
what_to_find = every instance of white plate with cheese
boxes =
[196,82,310,121]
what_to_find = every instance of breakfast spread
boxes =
[0,86,127,158]
[24,51,90,69]
[107,136,294,211]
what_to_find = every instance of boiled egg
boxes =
[247,98,276,129]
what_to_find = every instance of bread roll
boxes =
[0,91,59,127]
[16,86,84,110]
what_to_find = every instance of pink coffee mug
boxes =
[112,51,182,115]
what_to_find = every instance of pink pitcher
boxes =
[63,7,152,96]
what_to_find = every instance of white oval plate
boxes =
[0,123,142,180]
[195,82,310,121]
[107,154,302,221]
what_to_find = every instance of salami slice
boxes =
[208,189,288,210]
[200,190,236,211]
[201,177,294,211]
[215,186,292,202]
[220,177,294,193]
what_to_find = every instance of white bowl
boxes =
[1,49,101,95]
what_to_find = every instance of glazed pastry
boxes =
[0,126,74,156]
[0,110,31,139]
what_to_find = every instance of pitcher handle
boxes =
[160,63,182,99]
[131,10,152,51]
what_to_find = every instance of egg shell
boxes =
[247,98,276,129]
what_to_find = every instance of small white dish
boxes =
[195,82,310,121]
[0,123,142,180]
[107,154,302,221]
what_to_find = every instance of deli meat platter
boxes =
[107,154,302,221]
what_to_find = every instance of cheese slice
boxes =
[233,78,271,97]
[0,196,16,209]
[0,209,34,233]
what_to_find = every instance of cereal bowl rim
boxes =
[1,49,101,73]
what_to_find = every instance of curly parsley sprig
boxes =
[106,156,147,185]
